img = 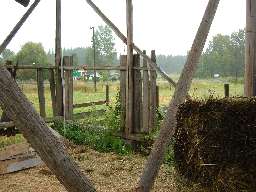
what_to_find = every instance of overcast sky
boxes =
[0,0,245,55]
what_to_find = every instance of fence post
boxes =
[106,85,110,106]
[156,86,159,108]
[224,84,229,97]
[48,69,57,116]
[142,50,150,133]
[63,56,73,120]
[37,68,46,118]
[120,55,127,134]
[133,54,142,133]
[149,50,157,131]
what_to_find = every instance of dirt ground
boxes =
[0,146,186,192]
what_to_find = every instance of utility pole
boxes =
[90,26,97,92]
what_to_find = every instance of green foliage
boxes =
[51,120,131,155]
[197,29,245,78]
[104,90,121,132]
[16,42,48,80]
[0,49,15,64]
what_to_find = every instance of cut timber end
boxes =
[0,143,43,175]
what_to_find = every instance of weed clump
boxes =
[51,121,131,155]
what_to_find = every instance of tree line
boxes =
[0,28,245,80]
[156,29,245,78]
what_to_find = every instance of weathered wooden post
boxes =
[149,50,157,131]
[106,85,110,106]
[224,84,229,98]
[37,68,46,118]
[63,56,73,120]
[55,0,64,116]
[120,55,127,134]
[48,68,57,116]
[245,0,256,96]
[126,0,134,135]
[133,54,142,133]
[142,50,150,133]
[156,86,159,108]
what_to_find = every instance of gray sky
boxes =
[0,0,245,55]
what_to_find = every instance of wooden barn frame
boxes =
[0,0,250,191]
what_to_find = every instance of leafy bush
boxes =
[51,120,131,155]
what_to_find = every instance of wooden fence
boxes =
[0,52,159,141]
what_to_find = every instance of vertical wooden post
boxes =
[133,54,142,133]
[55,0,63,116]
[120,55,127,134]
[245,0,256,96]
[64,56,73,120]
[156,86,159,108]
[126,0,134,135]
[48,69,57,117]
[149,50,157,131]
[37,68,46,118]
[106,85,110,106]
[142,50,150,133]
[224,84,229,97]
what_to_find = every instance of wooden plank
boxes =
[4,65,56,69]
[126,0,134,136]
[48,69,57,116]
[245,0,256,96]
[149,50,157,131]
[133,54,142,133]
[73,100,106,109]
[55,0,63,117]
[63,56,73,120]
[0,152,43,175]
[0,143,30,161]
[85,0,176,87]
[142,50,150,133]
[0,0,41,54]
[37,68,46,118]
[120,55,127,133]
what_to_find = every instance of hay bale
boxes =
[174,98,256,191]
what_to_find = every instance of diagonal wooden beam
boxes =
[0,0,40,55]
[86,0,177,87]
[137,0,221,191]
[15,0,30,7]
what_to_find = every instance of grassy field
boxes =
[16,77,244,116]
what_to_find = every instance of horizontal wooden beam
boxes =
[73,100,106,109]
[4,65,156,71]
